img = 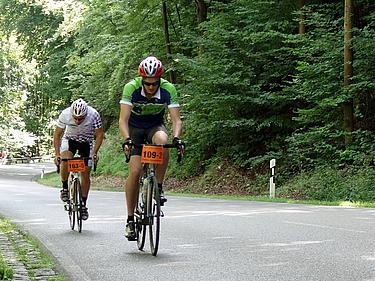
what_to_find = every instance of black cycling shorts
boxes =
[64,139,91,165]
[129,124,168,156]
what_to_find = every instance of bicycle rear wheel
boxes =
[136,177,147,250]
[149,177,160,256]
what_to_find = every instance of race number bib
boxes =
[141,146,163,164]
[67,159,85,172]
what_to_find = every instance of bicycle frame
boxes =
[142,163,158,221]
[135,161,160,256]
[125,143,182,256]
[57,157,96,233]
[67,170,83,232]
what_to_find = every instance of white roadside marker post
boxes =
[269,159,276,198]
[41,166,45,179]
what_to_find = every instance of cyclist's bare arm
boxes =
[119,104,132,141]
[119,104,133,157]
[169,107,182,138]
[93,127,104,157]
[53,127,64,164]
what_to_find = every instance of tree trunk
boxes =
[162,1,175,83]
[298,0,305,34]
[194,0,208,55]
[343,0,354,146]
[195,0,208,24]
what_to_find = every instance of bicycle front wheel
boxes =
[149,178,160,256]
[76,180,83,233]
[69,182,75,230]
[136,176,147,250]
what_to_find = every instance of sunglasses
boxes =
[142,80,160,87]
[73,116,85,122]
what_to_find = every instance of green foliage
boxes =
[0,32,38,153]
[1,0,375,201]
[65,0,168,119]
[0,0,74,155]
[93,128,128,177]
[0,254,13,280]
[175,0,299,171]
[284,2,375,173]
[278,167,375,202]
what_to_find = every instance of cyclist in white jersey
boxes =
[53,98,104,220]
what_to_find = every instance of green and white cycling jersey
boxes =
[120,77,180,129]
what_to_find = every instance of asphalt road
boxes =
[1,163,375,281]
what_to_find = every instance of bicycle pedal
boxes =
[125,232,137,241]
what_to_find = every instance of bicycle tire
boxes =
[136,184,146,250]
[69,180,75,230]
[149,177,160,256]
[76,180,83,233]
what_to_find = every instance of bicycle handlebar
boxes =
[56,156,97,173]
[123,143,184,164]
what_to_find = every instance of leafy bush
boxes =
[93,128,128,177]
[278,167,375,201]
[0,254,13,280]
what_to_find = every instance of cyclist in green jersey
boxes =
[119,56,184,240]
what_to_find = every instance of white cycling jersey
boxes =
[57,106,102,143]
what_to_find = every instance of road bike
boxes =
[124,143,182,256]
[57,157,96,233]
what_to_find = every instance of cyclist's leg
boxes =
[78,142,91,203]
[148,125,169,184]
[80,166,90,220]
[124,156,142,239]
[60,139,75,202]
[60,139,75,181]
[60,151,73,181]
[149,125,169,204]
[152,131,169,183]
[78,142,91,220]
[126,156,142,217]
[125,126,145,239]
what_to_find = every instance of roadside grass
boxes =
[0,218,14,281]
[0,254,12,280]
[0,216,64,281]
[37,172,60,189]
[35,171,375,208]
[167,191,375,208]
[0,249,12,280]
[37,171,122,192]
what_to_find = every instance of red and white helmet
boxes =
[71,98,88,117]
[138,56,164,78]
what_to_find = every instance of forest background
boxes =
[1,0,375,202]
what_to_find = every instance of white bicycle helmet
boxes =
[71,98,88,117]
[138,56,164,78]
